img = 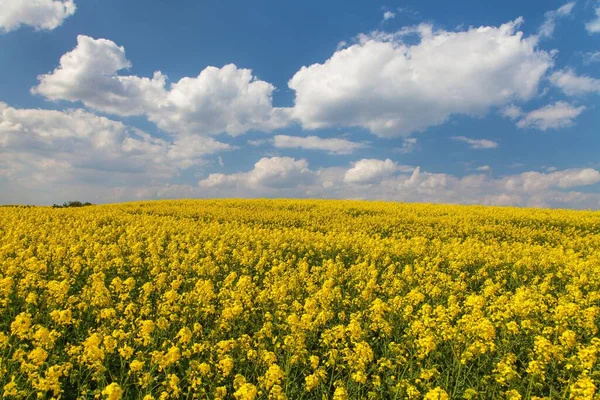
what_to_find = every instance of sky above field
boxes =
[0,0,599,208]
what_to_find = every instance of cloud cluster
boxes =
[288,19,553,137]
[195,157,600,209]
[0,0,76,32]
[33,17,558,140]
[33,35,288,137]
[0,102,231,203]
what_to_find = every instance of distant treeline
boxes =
[52,201,94,208]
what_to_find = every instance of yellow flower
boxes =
[569,375,596,399]
[234,383,258,400]
[165,346,181,365]
[167,374,180,396]
[10,312,32,339]
[268,385,286,400]
[309,355,319,370]
[214,386,228,400]
[494,353,519,385]
[130,359,144,373]
[333,386,349,400]
[138,320,155,345]
[218,356,234,377]
[102,382,123,400]
[118,345,134,360]
[506,321,519,334]
[3,376,18,397]
[0,332,8,349]
[305,374,320,392]
[28,347,48,365]
[49,308,73,325]
[262,364,285,389]
[177,327,193,345]
[424,387,449,400]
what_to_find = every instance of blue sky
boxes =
[0,0,599,208]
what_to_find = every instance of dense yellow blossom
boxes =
[102,382,123,400]
[0,199,599,398]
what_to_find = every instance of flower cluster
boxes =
[0,199,599,399]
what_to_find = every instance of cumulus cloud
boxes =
[32,35,288,137]
[273,135,367,155]
[451,136,498,149]
[539,2,575,38]
[344,159,409,184]
[586,6,600,33]
[288,18,553,137]
[200,157,315,190]
[0,0,76,32]
[549,69,600,96]
[0,102,231,203]
[515,101,586,130]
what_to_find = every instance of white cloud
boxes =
[200,157,314,190]
[247,139,269,147]
[163,136,232,169]
[586,6,600,33]
[549,69,600,96]
[583,51,600,63]
[247,157,313,188]
[0,0,76,32]
[515,101,586,130]
[288,18,553,137]
[502,104,523,119]
[0,102,231,203]
[32,35,288,137]
[476,165,491,172]
[273,135,367,155]
[539,2,575,38]
[452,136,498,149]
[198,173,239,190]
[503,168,600,191]
[344,158,407,184]
[383,11,396,21]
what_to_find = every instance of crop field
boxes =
[1,199,599,399]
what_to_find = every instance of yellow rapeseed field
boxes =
[1,199,599,399]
